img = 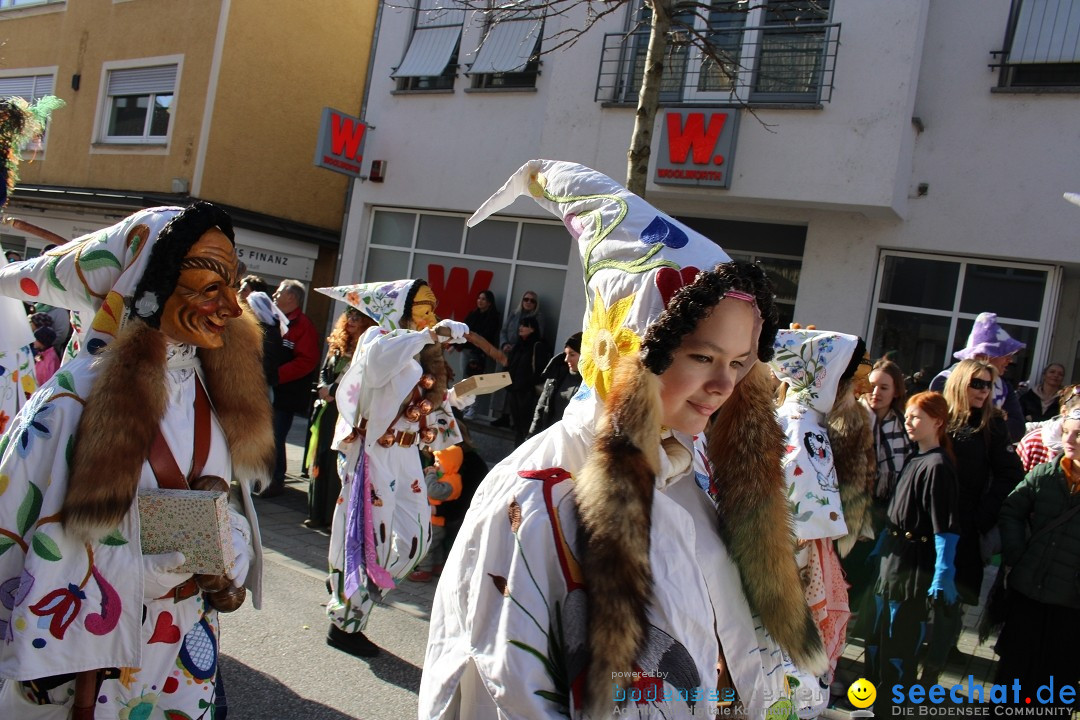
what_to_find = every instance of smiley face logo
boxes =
[847,678,876,709]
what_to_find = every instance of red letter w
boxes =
[426,265,494,321]
[666,112,726,165]
[330,114,366,161]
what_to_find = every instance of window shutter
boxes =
[107,65,178,96]
[392,1,465,78]
[0,74,53,100]
[1011,0,1080,63]
[468,18,543,75]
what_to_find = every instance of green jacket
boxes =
[999,455,1080,609]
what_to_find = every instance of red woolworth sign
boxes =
[654,109,740,189]
[426,264,494,322]
[314,107,367,179]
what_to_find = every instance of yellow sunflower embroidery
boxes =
[579,289,640,400]
[20,373,36,395]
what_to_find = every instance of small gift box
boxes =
[453,372,511,398]
[138,488,235,575]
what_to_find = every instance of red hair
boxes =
[906,391,955,463]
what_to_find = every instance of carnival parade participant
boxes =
[315,279,473,658]
[0,202,273,718]
[420,160,826,719]
[770,329,875,707]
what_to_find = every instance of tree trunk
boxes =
[625,0,673,197]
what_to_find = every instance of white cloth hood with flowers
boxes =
[770,328,861,541]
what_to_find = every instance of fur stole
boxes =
[828,380,876,558]
[709,361,829,677]
[576,355,660,718]
[63,311,274,542]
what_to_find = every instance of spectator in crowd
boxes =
[239,273,271,300]
[460,289,501,419]
[304,307,373,529]
[867,391,959,700]
[5,249,21,263]
[930,313,1026,442]
[924,359,1023,684]
[994,408,1080,714]
[528,332,582,438]
[491,290,540,428]
[31,325,59,384]
[1017,385,1080,472]
[31,301,71,357]
[259,279,320,498]
[244,290,288,391]
[1019,362,1065,423]
[505,314,549,446]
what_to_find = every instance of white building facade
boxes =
[339,0,1080,386]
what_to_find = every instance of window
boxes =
[993,0,1080,88]
[0,72,56,151]
[467,8,543,90]
[100,63,177,143]
[392,0,466,91]
[867,251,1057,386]
[0,0,60,8]
[596,0,840,105]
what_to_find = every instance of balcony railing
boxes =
[595,22,840,105]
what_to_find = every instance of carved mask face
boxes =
[410,284,438,330]
[159,228,242,348]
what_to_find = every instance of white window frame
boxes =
[94,56,182,150]
[865,249,1060,383]
[0,67,57,154]
[0,0,64,13]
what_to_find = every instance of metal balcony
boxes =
[595,22,840,105]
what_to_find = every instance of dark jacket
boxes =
[1019,387,1059,423]
[463,307,501,350]
[1000,456,1080,609]
[529,354,580,437]
[260,320,286,388]
[949,409,1025,603]
[506,334,548,393]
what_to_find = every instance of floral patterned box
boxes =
[138,488,234,575]
[453,372,511,398]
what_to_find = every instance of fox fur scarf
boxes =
[828,378,877,558]
[576,356,827,716]
[62,309,275,542]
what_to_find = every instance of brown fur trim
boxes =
[64,322,168,542]
[828,380,876,558]
[709,361,828,676]
[199,308,275,481]
[576,355,660,717]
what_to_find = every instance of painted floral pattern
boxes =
[579,289,640,401]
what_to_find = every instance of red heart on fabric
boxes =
[655,266,700,307]
[149,611,181,644]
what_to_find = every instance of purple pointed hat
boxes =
[953,312,1025,360]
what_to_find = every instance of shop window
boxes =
[465,219,517,259]
[100,62,178,144]
[0,72,56,152]
[392,0,466,92]
[468,9,543,90]
[0,0,62,8]
[597,0,839,105]
[868,251,1054,386]
[992,0,1080,89]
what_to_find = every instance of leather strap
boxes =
[148,379,212,490]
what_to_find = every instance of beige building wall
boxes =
[1,0,374,234]
[1,0,220,192]
[202,0,375,231]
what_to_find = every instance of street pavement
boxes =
[222,417,515,719]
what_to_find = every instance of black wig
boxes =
[641,261,780,375]
[132,202,235,328]
[402,279,430,329]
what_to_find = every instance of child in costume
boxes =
[0,203,273,719]
[316,279,473,658]
[769,329,875,710]
[420,160,826,719]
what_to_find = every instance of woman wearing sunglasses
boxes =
[918,359,1023,683]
